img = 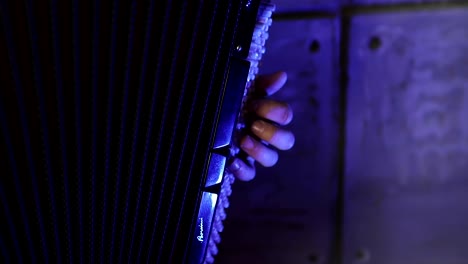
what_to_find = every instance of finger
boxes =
[255,71,287,96]
[253,99,293,125]
[228,158,256,181]
[240,135,278,167]
[251,120,295,150]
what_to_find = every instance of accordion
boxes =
[0,0,274,263]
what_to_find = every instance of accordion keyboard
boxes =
[203,3,276,263]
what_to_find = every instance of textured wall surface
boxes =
[343,8,468,264]
[272,0,342,12]
[350,0,467,5]
[217,1,468,264]
[217,18,342,264]
[272,0,467,11]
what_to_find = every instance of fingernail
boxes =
[229,159,241,172]
[241,136,254,150]
[251,121,265,135]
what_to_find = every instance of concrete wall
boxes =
[217,1,468,264]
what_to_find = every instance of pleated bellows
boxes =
[0,0,244,262]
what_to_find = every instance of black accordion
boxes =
[0,0,274,263]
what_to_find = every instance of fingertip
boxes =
[253,99,294,126]
[276,130,295,151]
[266,71,288,96]
[228,158,241,172]
[277,71,288,83]
[261,150,279,167]
[240,135,280,168]
[256,71,288,96]
[229,158,256,181]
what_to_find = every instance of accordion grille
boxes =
[0,0,247,263]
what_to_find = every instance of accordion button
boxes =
[189,192,218,264]
[205,154,226,187]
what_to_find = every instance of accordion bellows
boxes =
[0,0,273,263]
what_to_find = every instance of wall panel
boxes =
[343,8,468,264]
[217,18,342,264]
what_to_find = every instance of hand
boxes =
[228,71,295,181]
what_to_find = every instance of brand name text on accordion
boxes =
[197,218,204,242]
